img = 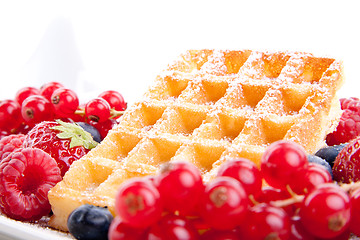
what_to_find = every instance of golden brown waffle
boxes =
[48,49,344,231]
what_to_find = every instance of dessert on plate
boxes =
[47,49,344,231]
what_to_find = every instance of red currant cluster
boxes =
[0,82,127,140]
[107,141,360,240]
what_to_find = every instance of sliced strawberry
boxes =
[0,134,25,161]
[333,136,360,183]
[23,120,98,176]
[0,148,61,221]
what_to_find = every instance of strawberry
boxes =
[0,134,25,161]
[333,136,360,183]
[23,120,98,176]
[0,148,61,221]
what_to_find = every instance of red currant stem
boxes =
[258,185,304,208]
[287,184,308,197]
[339,181,360,193]
[266,182,360,209]
[110,108,125,118]
[75,108,85,116]
[249,194,260,205]
[248,194,259,205]
[74,108,124,118]
[269,194,305,208]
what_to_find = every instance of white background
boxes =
[0,0,359,105]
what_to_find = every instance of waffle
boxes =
[48,49,344,231]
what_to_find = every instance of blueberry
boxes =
[307,154,333,178]
[67,204,113,240]
[77,122,102,143]
[314,144,347,167]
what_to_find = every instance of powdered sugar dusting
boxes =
[48,49,344,232]
[199,50,227,75]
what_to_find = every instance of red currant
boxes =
[189,216,211,232]
[63,103,86,122]
[85,98,111,122]
[323,230,351,240]
[39,82,64,101]
[99,90,127,111]
[108,216,147,240]
[21,95,53,126]
[199,176,248,230]
[289,215,316,240]
[261,140,308,190]
[154,161,204,216]
[254,186,296,215]
[217,158,262,197]
[115,177,163,229]
[51,88,79,118]
[200,229,241,240]
[349,188,360,236]
[13,123,31,135]
[290,163,331,195]
[89,118,117,139]
[146,214,199,240]
[15,86,40,105]
[239,203,291,240]
[299,183,351,239]
[0,100,22,132]
[255,186,291,204]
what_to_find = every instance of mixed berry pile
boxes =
[0,81,127,221]
[2,82,360,240]
[0,81,127,140]
[100,141,360,240]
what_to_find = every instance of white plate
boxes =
[0,215,72,240]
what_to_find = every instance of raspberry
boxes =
[326,97,360,146]
[340,97,360,111]
[0,148,61,221]
[333,136,360,183]
[0,134,25,161]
